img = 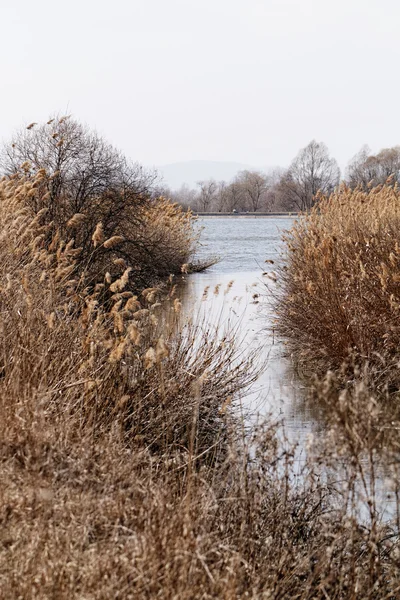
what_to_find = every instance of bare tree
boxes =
[2,116,156,199]
[212,181,229,212]
[235,170,269,212]
[0,116,157,228]
[345,145,372,189]
[0,116,173,290]
[223,180,244,212]
[279,140,340,211]
[196,179,218,212]
[158,183,198,211]
[346,145,400,189]
[263,168,289,211]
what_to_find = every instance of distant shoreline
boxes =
[195,212,299,218]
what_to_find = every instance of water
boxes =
[181,216,316,449]
[194,216,293,273]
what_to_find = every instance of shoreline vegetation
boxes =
[1,117,400,598]
[275,182,400,395]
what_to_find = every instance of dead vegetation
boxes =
[0,116,200,292]
[275,182,400,392]
[0,158,400,598]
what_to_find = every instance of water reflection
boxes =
[194,216,296,273]
[184,216,314,449]
[179,269,314,449]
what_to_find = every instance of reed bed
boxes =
[1,116,201,293]
[275,183,400,392]
[1,172,400,598]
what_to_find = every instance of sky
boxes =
[1,0,400,174]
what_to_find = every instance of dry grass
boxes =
[1,117,199,293]
[275,183,400,391]
[1,173,400,598]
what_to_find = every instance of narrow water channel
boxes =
[180,216,316,449]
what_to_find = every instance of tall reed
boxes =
[275,183,400,391]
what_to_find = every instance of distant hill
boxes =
[158,160,252,190]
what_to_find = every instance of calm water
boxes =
[194,216,294,273]
[181,216,316,448]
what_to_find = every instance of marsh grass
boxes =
[275,183,400,393]
[1,173,400,598]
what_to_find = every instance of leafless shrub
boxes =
[0,117,198,291]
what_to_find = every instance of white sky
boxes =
[1,0,399,171]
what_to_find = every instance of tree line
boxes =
[4,118,400,216]
[160,141,400,213]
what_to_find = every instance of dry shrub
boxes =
[1,117,198,292]
[2,377,400,598]
[300,374,400,598]
[120,197,199,288]
[276,183,400,390]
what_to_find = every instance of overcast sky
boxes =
[1,0,399,172]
